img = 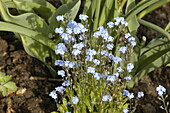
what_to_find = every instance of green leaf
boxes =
[19,34,58,76]
[125,0,159,21]
[12,0,56,20]
[0,74,12,84]
[125,0,139,34]
[60,0,73,4]
[138,18,170,39]
[0,86,8,96]
[4,81,17,92]
[0,0,49,35]
[98,0,114,26]
[138,0,170,19]
[127,38,170,88]
[0,72,17,96]
[0,21,56,50]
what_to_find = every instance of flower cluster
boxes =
[49,14,142,113]
[156,85,166,96]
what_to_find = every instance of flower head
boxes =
[106,44,114,50]
[58,70,65,77]
[102,94,112,101]
[55,86,65,94]
[72,96,79,104]
[49,91,58,99]
[123,108,129,113]
[55,27,64,34]
[86,49,96,56]
[56,15,64,21]
[62,80,70,86]
[87,67,95,74]
[138,92,144,98]
[79,14,88,21]
[127,63,134,72]
[107,21,114,28]
[55,60,64,66]
[55,43,67,55]
[119,46,127,54]
[156,85,166,96]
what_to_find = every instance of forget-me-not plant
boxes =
[49,14,144,113]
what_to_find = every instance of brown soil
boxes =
[0,1,170,113]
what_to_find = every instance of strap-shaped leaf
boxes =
[12,0,56,20]
[125,0,159,21]
[98,0,114,27]
[0,21,56,50]
[127,39,170,88]
[125,0,139,34]
[0,1,48,35]
[138,19,170,39]
[138,0,170,18]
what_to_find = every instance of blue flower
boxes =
[85,55,94,61]
[55,86,65,94]
[114,17,125,25]
[119,46,127,54]
[93,31,101,38]
[93,59,100,65]
[106,44,114,50]
[94,73,101,80]
[64,61,75,68]
[73,42,85,50]
[138,92,144,98]
[87,67,95,74]
[128,93,134,99]
[67,20,88,34]
[156,85,166,96]
[116,67,123,72]
[62,80,70,86]
[125,33,131,39]
[127,63,134,72]
[55,43,67,55]
[72,49,81,56]
[107,21,114,28]
[56,15,64,21]
[86,49,96,56]
[60,33,76,43]
[122,90,130,96]
[72,96,79,104]
[102,94,112,101]
[104,35,114,42]
[79,14,88,21]
[58,70,65,77]
[123,108,129,113]
[55,27,64,34]
[121,20,128,26]
[107,75,116,82]
[101,50,109,56]
[55,60,64,66]
[49,91,58,99]
[124,76,131,81]
[113,56,122,64]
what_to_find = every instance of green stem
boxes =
[162,96,169,113]
[138,18,170,40]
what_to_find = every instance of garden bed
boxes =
[0,1,170,113]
